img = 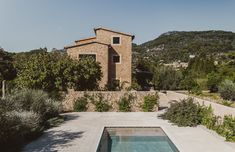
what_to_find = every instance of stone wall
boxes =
[96,29,132,87]
[62,90,235,117]
[62,90,158,112]
[67,43,109,88]
[66,28,133,89]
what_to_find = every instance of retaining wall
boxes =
[62,90,158,112]
[62,90,235,117]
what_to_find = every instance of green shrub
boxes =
[7,89,49,111]
[161,97,235,142]
[90,93,111,112]
[221,100,233,107]
[42,99,61,120]
[10,111,43,140]
[73,96,88,112]
[0,89,61,150]
[142,94,159,112]
[191,85,202,95]
[215,115,235,142]
[130,79,141,91]
[219,80,235,101]
[0,110,43,150]
[7,89,61,120]
[200,105,218,129]
[161,98,202,127]
[118,93,135,112]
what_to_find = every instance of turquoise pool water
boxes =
[97,127,179,152]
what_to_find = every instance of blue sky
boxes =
[1,0,235,52]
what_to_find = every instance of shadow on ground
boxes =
[23,130,84,152]
[159,106,168,110]
[64,114,80,121]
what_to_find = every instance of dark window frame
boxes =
[112,36,121,45]
[112,55,120,63]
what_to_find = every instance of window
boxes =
[112,55,120,63]
[79,54,96,61]
[112,36,121,45]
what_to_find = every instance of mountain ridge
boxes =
[133,30,235,62]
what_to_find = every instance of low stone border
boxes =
[62,90,158,112]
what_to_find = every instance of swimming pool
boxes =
[97,127,179,152]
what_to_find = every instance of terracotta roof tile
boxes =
[64,41,109,49]
[94,27,135,40]
[74,37,96,43]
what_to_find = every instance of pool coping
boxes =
[95,126,182,152]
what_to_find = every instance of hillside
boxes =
[133,30,235,63]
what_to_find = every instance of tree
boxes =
[134,58,153,90]
[0,49,16,80]
[207,72,222,92]
[15,52,102,92]
[65,57,102,90]
[0,48,17,98]
[152,66,183,90]
[187,54,216,78]
[180,76,199,93]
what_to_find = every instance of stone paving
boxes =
[23,112,235,152]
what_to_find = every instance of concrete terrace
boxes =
[23,112,235,152]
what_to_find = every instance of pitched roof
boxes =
[94,27,135,40]
[74,37,96,43]
[64,41,109,49]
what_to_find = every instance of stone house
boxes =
[65,27,135,89]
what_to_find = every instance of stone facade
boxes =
[62,90,158,112]
[65,28,134,88]
[67,43,109,86]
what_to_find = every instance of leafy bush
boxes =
[90,93,111,112]
[142,94,159,112]
[42,99,61,120]
[219,80,235,101]
[7,89,61,120]
[0,89,62,150]
[73,96,88,112]
[191,85,202,95]
[215,115,235,142]
[161,98,202,126]
[0,110,43,150]
[221,100,233,107]
[9,111,43,140]
[161,97,235,142]
[130,78,141,91]
[118,93,135,112]
[200,105,218,129]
